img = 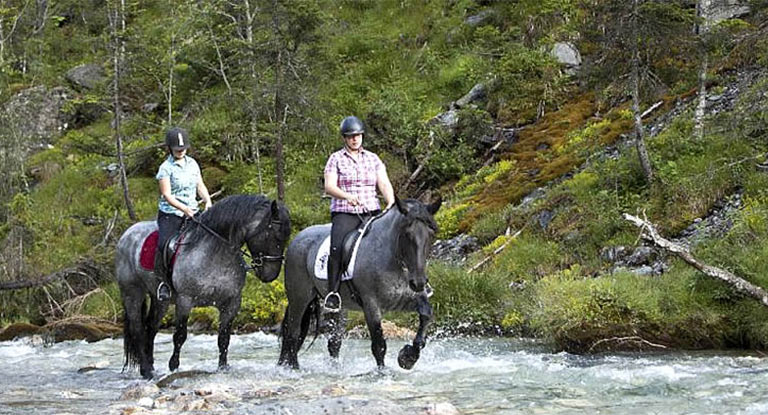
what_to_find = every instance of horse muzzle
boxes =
[408,277,427,293]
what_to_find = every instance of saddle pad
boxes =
[139,231,184,272]
[313,236,358,281]
[139,231,159,271]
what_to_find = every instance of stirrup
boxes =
[424,283,434,298]
[156,281,171,301]
[323,292,341,313]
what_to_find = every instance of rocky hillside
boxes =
[1,1,768,351]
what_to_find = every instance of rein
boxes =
[190,215,284,272]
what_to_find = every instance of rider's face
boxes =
[171,147,187,159]
[343,133,363,151]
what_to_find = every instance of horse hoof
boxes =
[397,344,420,370]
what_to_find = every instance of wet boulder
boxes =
[0,322,42,341]
[46,320,122,343]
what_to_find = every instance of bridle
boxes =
[190,215,285,273]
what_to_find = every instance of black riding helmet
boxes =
[165,127,191,151]
[340,116,364,137]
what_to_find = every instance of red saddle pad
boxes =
[140,231,159,271]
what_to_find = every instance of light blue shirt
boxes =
[156,155,201,216]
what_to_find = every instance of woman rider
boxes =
[154,127,212,301]
[323,116,395,312]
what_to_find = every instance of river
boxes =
[1,332,767,414]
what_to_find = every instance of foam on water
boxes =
[2,334,768,415]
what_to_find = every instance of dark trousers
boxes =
[154,210,184,282]
[327,210,379,293]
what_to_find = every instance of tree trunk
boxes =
[110,0,136,221]
[631,0,653,183]
[167,0,175,124]
[243,0,264,193]
[272,0,285,202]
[693,0,711,141]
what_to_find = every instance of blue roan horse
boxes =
[115,195,291,379]
[278,197,441,370]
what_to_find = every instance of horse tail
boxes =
[122,296,149,370]
[300,294,321,350]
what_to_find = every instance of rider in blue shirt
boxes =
[154,127,212,301]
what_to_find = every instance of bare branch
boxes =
[624,213,768,308]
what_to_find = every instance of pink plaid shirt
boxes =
[324,147,386,213]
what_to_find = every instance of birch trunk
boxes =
[110,0,136,221]
[632,0,653,183]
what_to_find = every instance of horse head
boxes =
[394,196,441,293]
[246,200,291,282]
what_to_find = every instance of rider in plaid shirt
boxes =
[323,116,395,312]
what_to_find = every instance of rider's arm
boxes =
[159,178,195,217]
[197,178,212,211]
[324,170,359,206]
[376,169,395,209]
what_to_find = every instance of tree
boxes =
[581,0,693,183]
[693,0,712,141]
[107,0,136,221]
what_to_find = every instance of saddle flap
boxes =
[139,231,159,271]
[340,228,362,273]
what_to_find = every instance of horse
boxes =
[278,197,441,370]
[115,195,291,379]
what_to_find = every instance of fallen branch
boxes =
[589,335,668,352]
[0,267,88,291]
[641,100,663,119]
[467,227,524,274]
[623,213,768,308]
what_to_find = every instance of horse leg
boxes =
[278,293,315,369]
[145,298,169,367]
[216,299,239,370]
[327,310,347,359]
[398,295,433,370]
[363,302,386,369]
[121,291,155,379]
[169,297,191,372]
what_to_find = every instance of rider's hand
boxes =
[203,200,212,211]
[182,206,195,218]
[346,194,360,206]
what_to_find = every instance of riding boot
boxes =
[324,247,342,313]
[153,248,172,302]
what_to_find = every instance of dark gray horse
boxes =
[278,197,440,370]
[116,195,291,379]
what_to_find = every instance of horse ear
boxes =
[271,200,280,217]
[395,196,408,215]
[427,195,442,215]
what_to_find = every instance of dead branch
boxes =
[589,335,668,352]
[0,267,89,291]
[641,100,663,119]
[624,213,768,308]
[467,227,525,274]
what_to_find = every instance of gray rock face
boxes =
[65,64,106,91]
[551,42,582,75]
[432,234,479,263]
[5,86,73,149]
[453,83,487,109]
[707,0,750,24]
[465,9,495,27]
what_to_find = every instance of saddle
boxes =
[339,223,370,274]
[139,230,185,275]
[314,218,374,280]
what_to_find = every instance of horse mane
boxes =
[184,194,272,248]
[401,198,438,232]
